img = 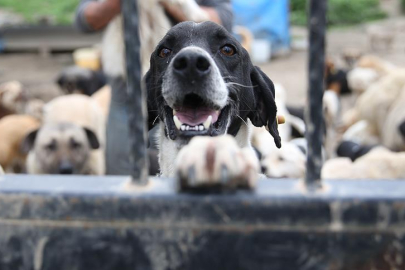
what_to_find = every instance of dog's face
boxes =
[23,122,99,174]
[145,21,281,147]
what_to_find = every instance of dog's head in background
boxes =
[145,21,281,149]
[56,66,107,96]
[22,122,100,175]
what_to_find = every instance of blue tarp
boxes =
[232,0,290,54]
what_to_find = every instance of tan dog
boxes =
[356,55,395,76]
[91,85,111,118]
[357,69,405,144]
[322,147,405,179]
[0,115,40,173]
[40,94,106,175]
[382,86,405,151]
[23,122,100,175]
[346,55,395,96]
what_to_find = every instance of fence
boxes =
[0,0,404,269]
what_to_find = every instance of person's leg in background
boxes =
[106,76,160,175]
[105,77,132,175]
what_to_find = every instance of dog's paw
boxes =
[176,135,259,190]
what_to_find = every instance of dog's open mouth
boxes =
[164,94,230,138]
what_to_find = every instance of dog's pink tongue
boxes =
[175,107,219,126]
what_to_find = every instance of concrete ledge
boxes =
[0,175,404,269]
[0,26,101,52]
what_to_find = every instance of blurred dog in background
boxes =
[23,122,100,175]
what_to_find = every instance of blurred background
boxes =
[0,0,404,105]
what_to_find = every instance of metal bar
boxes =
[122,0,149,184]
[305,0,327,188]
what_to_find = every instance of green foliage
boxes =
[290,0,387,26]
[0,0,80,25]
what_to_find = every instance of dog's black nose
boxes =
[173,51,211,79]
[59,161,73,175]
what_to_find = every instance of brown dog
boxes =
[0,115,40,173]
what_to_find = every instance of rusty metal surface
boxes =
[0,175,404,269]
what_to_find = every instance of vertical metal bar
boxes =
[305,0,327,188]
[122,0,149,184]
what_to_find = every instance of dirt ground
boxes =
[1,17,405,107]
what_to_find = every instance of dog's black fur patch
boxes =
[144,21,281,148]
[336,140,376,161]
[57,66,106,96]
[326,69,351,95]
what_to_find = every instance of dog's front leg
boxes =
[175,135,260,190]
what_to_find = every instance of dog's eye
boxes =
[158,47,172,58]
[220,45,236,56]
[45,142,57,151]
[70,139,82,149]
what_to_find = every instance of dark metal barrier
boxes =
[122,0,149,184]
[0,175,404,269]
[0,0,404,269]
[305,0,327,188]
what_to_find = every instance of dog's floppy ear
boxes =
[248,66,281,148]
[144,69,159,130]
[21,129,39,154]
[399,121,405,138]
[83,128,100,149]
[56,75,64,88]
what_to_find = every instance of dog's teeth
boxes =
[203,115,212,130]
[186,125,190,131]
[173,115,182,130]
[173,109,177,115]
[199,125,204,131]
[181,125,186,131]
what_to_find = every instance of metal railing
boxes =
[305,0,327,189]
[122,0,149,184]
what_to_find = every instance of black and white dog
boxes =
[145,21,281,188]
